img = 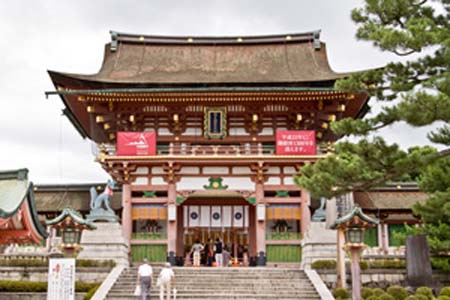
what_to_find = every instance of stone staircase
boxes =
[106,267,322,299]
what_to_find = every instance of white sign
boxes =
[47,258,75,300]
[257,204,266,221]
[168,204,176,221]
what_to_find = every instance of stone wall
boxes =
[0,266,111,282]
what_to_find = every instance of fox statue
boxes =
[90,179,115,213]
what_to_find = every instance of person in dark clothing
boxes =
[214,238,223,267]
[204,238,214,266]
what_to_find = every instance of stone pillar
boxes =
[350,248,362,300]
[122,183,132,245]
[255,182,266,266]
[167,182,177,265]
[301,189,311,236]
[336,228,347,288]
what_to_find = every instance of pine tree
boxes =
[295,0,450,265]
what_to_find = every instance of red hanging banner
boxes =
[117,132,156,156]
[276,130,316,155]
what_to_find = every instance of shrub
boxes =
[437,296,450,300]
[416,287,434,300]
[379,293,395,300]
[311,260,336,269]
[362,287,374,299]
[367,296,380,300]
[374,288,386,297]
[333,287,350,299]
[414,295,429,300]
[405,296,418,300]
[76,259,115,268]
[370,260,406,269]
[360,260,369,270]
[441,287,450,297]
[0,281,100,293]
[387,285,409,300]
[82,283,100,300]
[0,259,46,267]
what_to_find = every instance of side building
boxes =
[47,30,370,265]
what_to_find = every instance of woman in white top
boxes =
[190,239,204,267]
[158,263,175,300]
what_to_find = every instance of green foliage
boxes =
[0,259,46,267]
[367,296,381,300]
[311,259,337,269]
[363,287,375,299]
[0,281,99,292]
[296,0,450,270]
[438,296,450,300]
[295,139,437,199]
[387,285,409,300]
[82,283,100,300]
[76,259,115,268]
[333,287,350,299]
[415,287,434,300]
[414,295,429,300]
[441,287,450,297]
[369,259,406,269]
[431,257,450,273]
[380,293,396,300]
[405,296,419,300]
[0,259,114,268]
[374,288,386,297]
[360,260,369,270]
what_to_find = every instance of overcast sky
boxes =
[0,0,439,184]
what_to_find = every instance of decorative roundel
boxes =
[212,212,221,220]
[234,212,243,220]
[190,212,199,220]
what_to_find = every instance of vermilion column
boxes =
[167,182,177,265]
[122,183,132,245]
[255,182,266,266]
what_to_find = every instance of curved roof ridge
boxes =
[109,30,322,45]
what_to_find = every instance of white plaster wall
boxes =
[284,176,295,185]
[134,177,149,185]
[221,177,254,190]
[151,167,165,175]
[260,127,274,136]
[135,167,148,175]
[182,127,202,136]
[151,177,166,185]
[157,128,171,136]
[284,167,297,175]
[178,177,211,190]
[232,167,251,174]
[203,167,229,174]
[267,177,281,185]
[267,167,280,174]
[229,128,249,136]
[180,167,200,174]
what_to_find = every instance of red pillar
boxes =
[255,182,266,266]
[167,182,177,265]
[122,183,132,245]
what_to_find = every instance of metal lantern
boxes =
[62,227,81,246]
[345,226,364,245]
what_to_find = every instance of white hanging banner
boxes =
[222,206,232,227]
[189,206,200,227]
[200,206,210,227]
[183,206,188,227]
[47,258,75,300]
[211,206,221,227]
[233,206,244,227]
[244,206,249,227]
